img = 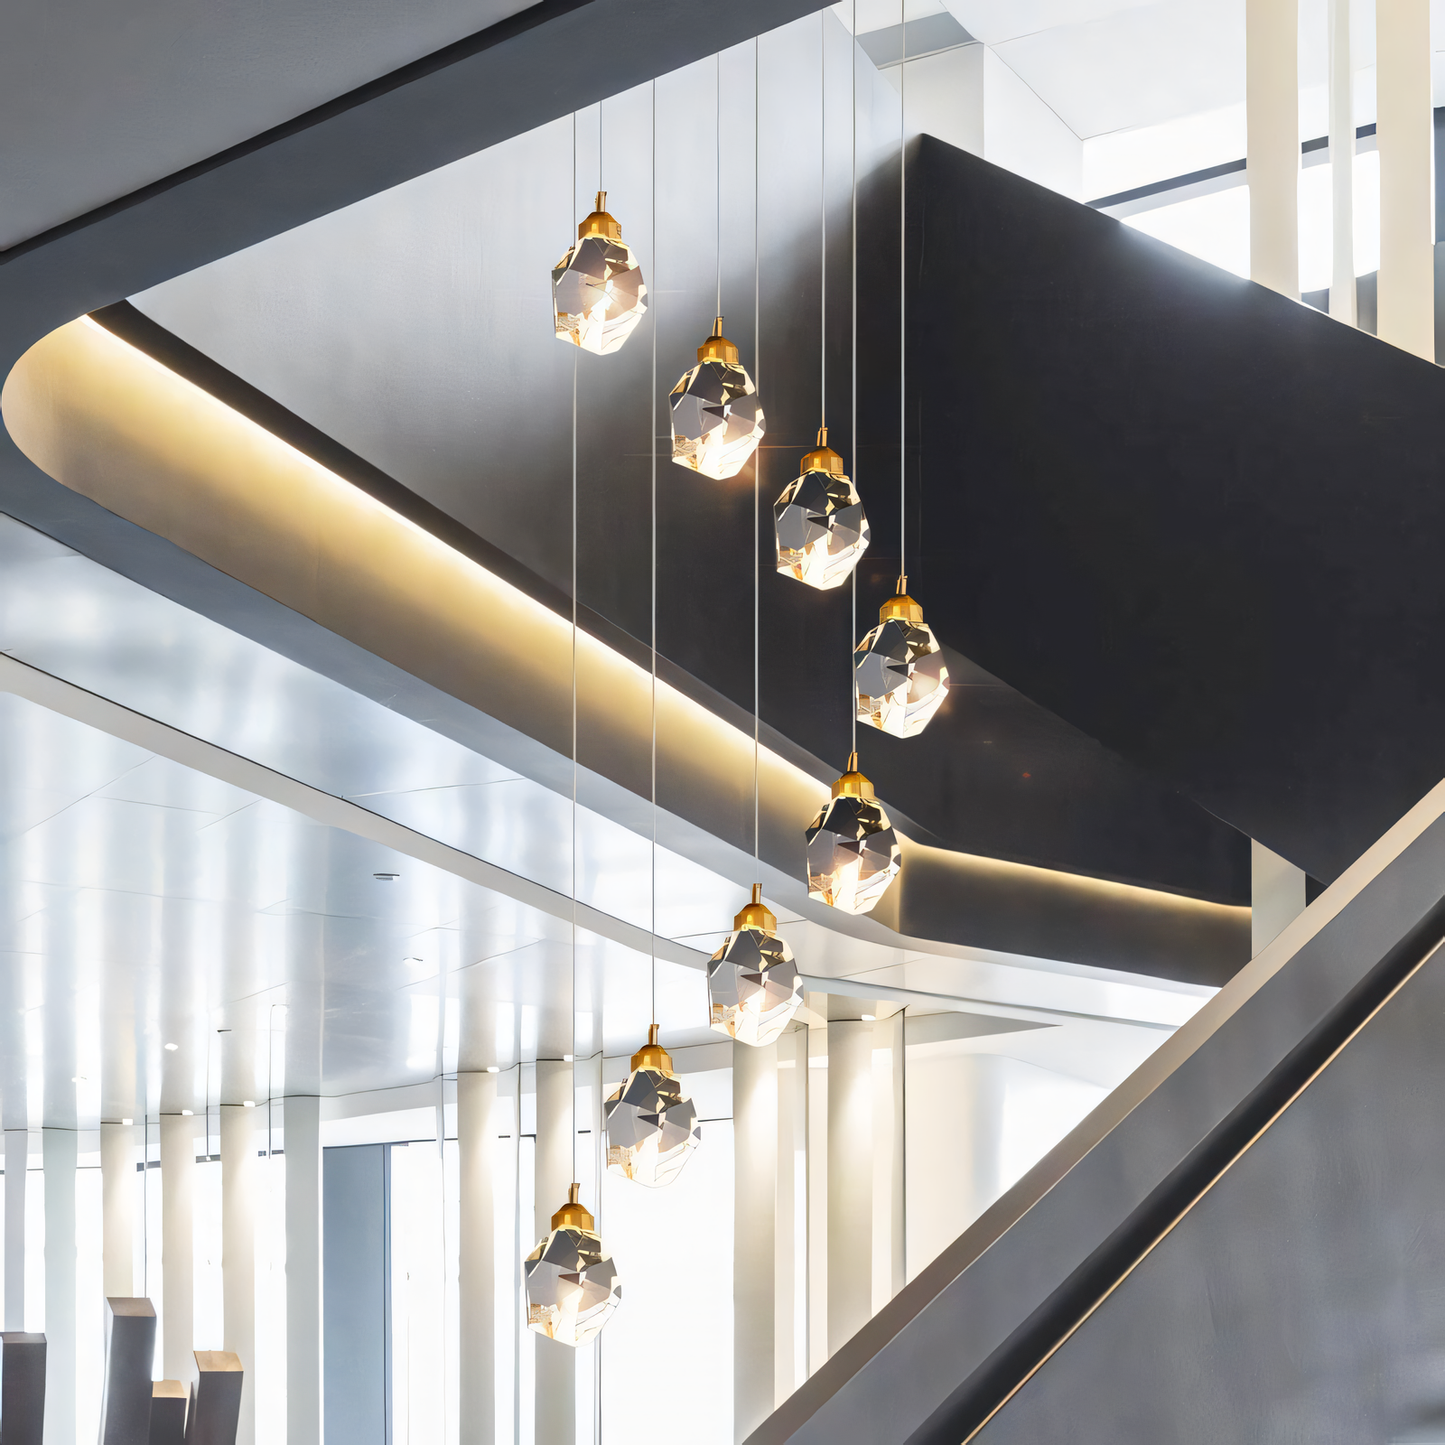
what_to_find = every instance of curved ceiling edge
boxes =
[0,316,1249,981]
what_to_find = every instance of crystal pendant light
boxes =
[773,428,870,590]
[523,1184,621,1346]
[855,577,950,738]
[805,753,901,914]
[604,1024,701,1188]
[670,318,765,480]
[552,191,648,355]
[707,885,802,1047]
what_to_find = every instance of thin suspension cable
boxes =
[651,77,658,1029]
[899,0,907,582]
[598,98,604,191]
[754,32,761,884]
[717,51,724,318]
[851,0,859,756]
[571,110,580,1191]
[820,10,827,431]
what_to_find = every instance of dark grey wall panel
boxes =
[323,1145,390,1445]
[973,908,1445,1445]
[909,136,1445,884]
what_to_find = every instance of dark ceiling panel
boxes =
[910,135,1445,883]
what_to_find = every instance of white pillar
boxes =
[870,1012,906,1315]
[804,998,827,1375]
[733,1040,777,1440]
[534,1060,573,1445]
[4,1130,26,1330]
[827,1022,872,1356]
[285,1095,322,1445]
[43,1127,77,1445]
[1328,0,1357,322]
[1246,0,1300,297]
[774,1026,806,1406]
[459,1071,497,1445]
[160,1114,195,1382]
[1252,839,1307,955]
[221,1105,256,1445]
[1377,0,1434,358]
[101,1122,134,1298]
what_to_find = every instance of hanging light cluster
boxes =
[855,578,950,739]
[551,191,648,355]
[706,884,803,1046]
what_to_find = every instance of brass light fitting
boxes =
[696,316,741,364]
[879,575,925,623]
[734,882,777,932]
[799,426,846,477]
[629,1021,674,1076]
[550,1182,595,1232]
[577,191,623,241]
[831,751,875,799]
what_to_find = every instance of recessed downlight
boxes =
[181,1109,193,1117]
[164,1042,178,1051]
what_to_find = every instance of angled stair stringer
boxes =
[747,777,1445,1445]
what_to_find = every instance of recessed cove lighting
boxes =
[164,1042,178,1051]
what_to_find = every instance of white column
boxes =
[459,1071,497,1445]
[101,1122,134,1298]
[4,1130,26,1330]
[804,997,827,1375]
[1328,0,1357,322]
[1252,839,1307,955]
[870,1012,906,1315]
[827,1022,872,1356]
[43,1127,77,1445]
[733,1040,777,1440]
[159,1114,194,1382]
[1246,0,1300,297]
[1377,0,1434,357]
[285,1095,322,1445]
[774,1026,806,1407]
[221,1105,256,1445]
[534,1060,573,1445]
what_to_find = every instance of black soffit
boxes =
[910,135,1445,884]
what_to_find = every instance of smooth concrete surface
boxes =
[159,1116,194,1383]
[0,1333,46,1445]
[219,1106,255,1445]
[3,1133,25,1332]
[285,1098,322,1445]
[99,1299,156,1445]
[459,1072,498,1445]
[101,1123,135,1298]
[533,1060,574,1444]
[1246,0,1299,296]
[41,1127,76,1445]
[734,1039,778,1439]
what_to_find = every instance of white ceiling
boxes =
[0,0,528,249]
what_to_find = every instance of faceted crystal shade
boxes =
[524,1223,621,1346]
[806,793,901,915]
[855,616,950,738]
[604,1066,701,1188]
[670,359,765,479]
[707,925,801,1047]
[552,234,647,355]
[774,469,869,590]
